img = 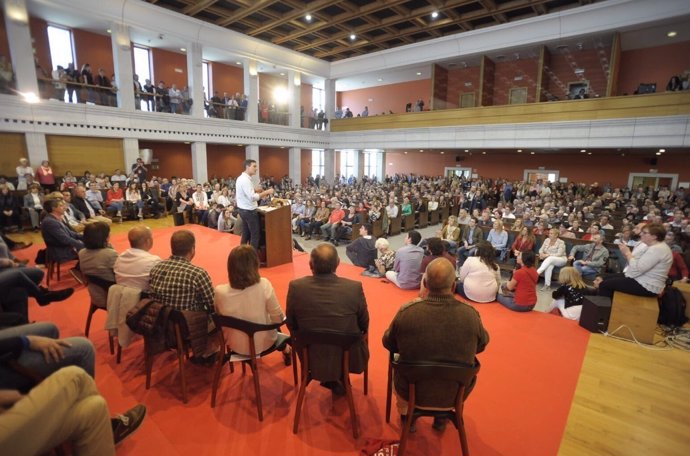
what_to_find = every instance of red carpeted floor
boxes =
[16,225,590,456]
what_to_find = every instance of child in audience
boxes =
[545,267,596,321]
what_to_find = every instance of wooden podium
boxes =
[257,205,293,268]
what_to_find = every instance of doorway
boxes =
[628,173,678,190]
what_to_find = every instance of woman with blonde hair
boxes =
[487,219,508,261]
[546,267,596,320]
[438,215,460,252]
[511,218,524,232]
[536,228,567,290]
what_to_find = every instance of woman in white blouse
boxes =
[214,245,290,360]
[456,241,501,303]
[536,228,567,290]
[215,187,232,208]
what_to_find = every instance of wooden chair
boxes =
[210,315,297,421]
[144,308,190,403]
[429,210,440,226]
[83,274,120,363]
[386,357,481,456]
[440,206,450,223]
[292,329,368,438]
[372,217,384,238]
[45,248,80,287]
[389,206,402,236]
[402,213,415,232]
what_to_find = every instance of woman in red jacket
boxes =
[511,226,535,259]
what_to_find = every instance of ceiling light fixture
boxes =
[464,149,469,152]
[106,29,112,34]
[587,152,592,155]
[659,148,666,152]
[580,149,586,153]
[667,31,677,37]
[236,61,241,65]
[350,33,356,41]
[377,78,383,82]
[482,151,487,155]
[440,151,444,154]
[180,47,186,52]
[530,151,535,155]
[305,14,312,22]
[656,152,662,156]
[416,72,422,76]
[431,11,439,19]
[517,149,522,152]
[280,72,285,76]
[419,149,424,152]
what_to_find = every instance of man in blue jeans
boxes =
[235,159,274,252]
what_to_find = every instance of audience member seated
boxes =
[346,224,377,269]
[437,215,460,253]
[305,200,330,240]
[125,182,144,221]
[175,183,194,222]
[545,267,596,320]
[536,228,567,290]
[41,198,85,266]
[0,321,94,391]
[286,243,369,394]
[497,251,539,312]
[296,199,316,236]
[0,366,146,455]
[192,184,209,225]
[22,184,44,232]
[456,217,483,268]
[149,230,216,361]
[320,201,345,243]
[0,185,21,234]
[596,223,673,298]
[114,226,160,291]
[217,206,237,233]
[511,226,535,259]
[420,237,455,272]
[383,258,489,431]
[72,185,112,225]
[333,205,359,245]
[140,182,163,218]
[105,182,125,220]
[85,182,106,212]
[386,230,424,290]
[455,241,501,303]
[568,233,609,279]
[79,222,118,306]
[487,219,509,261]
[214,245,290,363]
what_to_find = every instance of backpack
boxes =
[658,286,688,327]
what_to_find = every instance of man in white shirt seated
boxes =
[114,226,161,291]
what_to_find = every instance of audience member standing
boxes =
[15,158,33,191]
[35,160,56,192]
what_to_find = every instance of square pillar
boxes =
[288,70,301,128]
[191,142,208,184]
[289,147,301,185]
[323,148,335,184]
[186,42,205,118]
[324,79,335,131]
[25,133,48,166]
[3,0,38,96]
[243,60,259,123]
[111,23,135,111]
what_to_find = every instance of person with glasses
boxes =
[595,223,672,298]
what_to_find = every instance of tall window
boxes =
[311,149,324,177]
[133,45,153,111]
[340,150,356,178]
[46,25,75,102]
[363,150,379,178]
[312,86,325,111]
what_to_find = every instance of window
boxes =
[312,86,324,111]
[133,46,153,111]
[311,149,324,177]
[46,25,75,102]
[340,150,356,179]
[363,149,380,179]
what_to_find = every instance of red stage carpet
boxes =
[16,225,590,456]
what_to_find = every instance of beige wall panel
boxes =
[46,136,125,176]
[0,133,28,177]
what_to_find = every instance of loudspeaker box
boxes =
[579,296,612,333]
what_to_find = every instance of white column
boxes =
[376,150,386,182]
[243,60,259,123]
[123,138,139,172]
[3,0,38,96]
[245,144,260,186]
[288,147,301,186]
[111,23,135,111]
[324,78,336,131]
[25,133,48,166]
[191,142,208,184]
[323,148,335,184]
[287,70,301,128]
[186,42,205,118]
[352,150,361,180]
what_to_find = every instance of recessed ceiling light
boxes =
[659,148,666,152]
[667,31,677,37]
[517,149,522,152]
[236,61,241,65]
[482,151,487,155]
[416,72,422,76]
[377,78,383,82]
[280,72,285,76]
[350,33,356,41]
[530,151,535,155]
[656,152,662,156]
[440,151,444,154]
[404,151,408,154]
[419,149,424,152]
[587,152,592,155]
[180,47,186,52]
[464,149,469,152]
[431,11,439,19]
[106,29,112,34]
[305,14,312,22]
[580,149,586,153]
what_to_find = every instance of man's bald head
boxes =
[128,226,153,250]
[424,258,456,294]
[310,243,339,275]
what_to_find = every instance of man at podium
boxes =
[236,159,274,251]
